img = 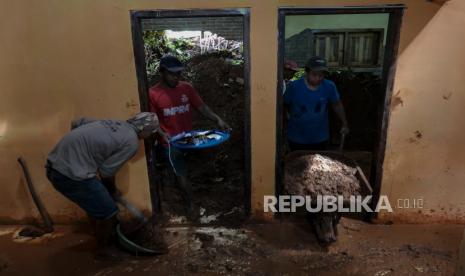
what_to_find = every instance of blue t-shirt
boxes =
[284,78,340,144]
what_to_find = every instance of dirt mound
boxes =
[183,53,246,223]
[285,154,360,199]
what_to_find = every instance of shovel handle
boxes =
[339,133,346,154]
[18,157,54,233]
[116,196,148,224]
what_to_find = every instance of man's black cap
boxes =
[305,56,328,72]
[160,55,184,72]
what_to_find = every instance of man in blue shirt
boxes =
[284,57,349,151]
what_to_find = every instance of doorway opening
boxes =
[276,6,404,220]
[130,9,251,226]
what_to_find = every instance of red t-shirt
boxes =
[149,81,204,138]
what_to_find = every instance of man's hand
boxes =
[332,101,349,135]
[197,104,232,131]
[157,129,171,144]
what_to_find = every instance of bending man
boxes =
[46,112,164,260]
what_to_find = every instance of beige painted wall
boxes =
[0,0,452,223]
[378,0,465,223]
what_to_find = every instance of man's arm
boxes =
[196,104,231,130]
[99,144,138,182]
[331,101,349,134]
[99,144,137,198]
[157,128,171,143]
[101,176,117,198]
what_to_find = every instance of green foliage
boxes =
[143,30,195,81]
[143,30,167,79]
[291,68,375,84]
[143,30,244,85]
[291,69,305,80]
[230,59,243,66]
[165,39,194,62]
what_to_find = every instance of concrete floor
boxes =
[0,218,463,276]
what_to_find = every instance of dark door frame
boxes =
[130,8,251,216]
[276,5,405,220]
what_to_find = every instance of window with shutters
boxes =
[313,29,383,68]
[314,33,345,67]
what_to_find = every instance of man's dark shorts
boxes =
[46,165,118,219]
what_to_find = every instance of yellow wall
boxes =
[379,0,465,223]
[0,0,455,223]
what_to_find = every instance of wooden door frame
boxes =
[130,8,251,216]
[276,5,405,220]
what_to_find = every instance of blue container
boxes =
[170,130,230,150]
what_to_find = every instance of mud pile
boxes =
[186,53,245,223]
[285,154,360,199]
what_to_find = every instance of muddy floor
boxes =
[0,218,463,275]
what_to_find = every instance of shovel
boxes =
[17,157,54,237]
[114,197,168,255]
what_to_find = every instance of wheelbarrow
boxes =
[284,133,373,200]
[284,134,373,244]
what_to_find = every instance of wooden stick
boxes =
[356,166,373,194]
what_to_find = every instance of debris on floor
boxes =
[166,214,188,225]
[12,228,63,244]
[199,207,221,224]
[18,225,49,238]
[0,220,462,275]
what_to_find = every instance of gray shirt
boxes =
[47,118,139,181]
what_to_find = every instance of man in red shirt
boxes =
[149,55,229,219]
